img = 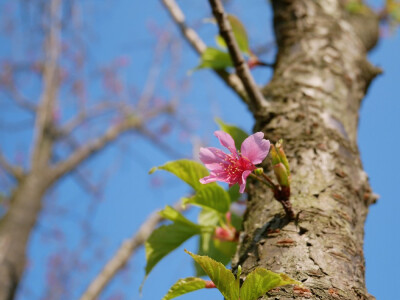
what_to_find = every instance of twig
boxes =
[79,202,185,300]
[160,0,247,102]
[208,0,267,112]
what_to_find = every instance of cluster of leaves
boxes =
[145,119,248,279]
[162,250,299,300]
[194,15,252,71]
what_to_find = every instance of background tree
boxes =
[0,0,399,299]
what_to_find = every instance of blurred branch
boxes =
[161,0,248,102]
[79,201,185,300]
[31,0,62,171]
[208,0,267,113]
[8,86,37,113]
[137,32,170,111]
[0,150,24,181]
[58,101,125,138]
[138,126,187,159]
[49,116,142,182]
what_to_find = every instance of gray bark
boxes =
[233,1,381,299]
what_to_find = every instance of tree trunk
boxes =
[233,1,381,299]
[0,173,48,300]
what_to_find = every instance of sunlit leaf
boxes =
[149,159,210,191]
[162,277,206,300]
[182,185,230,214]
[195,47,233,70]
[159,205,201,229]
[145,223,200,275]
[240,268,300,300]
[215,14,250,54]
[186,250,240,300]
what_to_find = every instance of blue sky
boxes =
[0,0,399,299]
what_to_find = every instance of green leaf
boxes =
[215,118,249,148]
[216,14,250,54]
[162,277,206,300]
[213,239,237,258]
[150,159,210,191]
[159,205,201,229]
[145,223,199,275]
[195,209,238,276]
[230,212,243,232]
[239,268,299,300]
[182,185,230,214]
[228,185,241,203]
[195,233,237,276]
[195,48,233,70]
[198,208,221,227]
[195,231,235,277]
[186,250,239,300]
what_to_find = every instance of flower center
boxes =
[221,154,255,184]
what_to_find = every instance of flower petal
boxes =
[214,131,237,156]
[240,132,270,165]
[239,170,252,193]
[199,147,228,171]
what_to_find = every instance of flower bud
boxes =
[273,163,290,187]
[214,225,237,242]
[254,167,264,175]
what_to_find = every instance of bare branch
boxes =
[49,116,141,182]
[161,0,248,102]
[58,101,125,138]
[208,0,267,113]
[79,202,185,300]
[7,86,37,113]
[137,32,170,111]
[138,126,187,159]
[0,150,24,181]
[31,0,62,170]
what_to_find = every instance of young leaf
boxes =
[186,250,239,300]
[159,205,201,229]
[145,223,200,275]
[198,208,221,227]
[149,159,210,191]
[195,47,233,70]
[162,277,206,300]
[182,185,230,214]
[215,118,249,148]
[239,268,299,300]
[215,14,250,54]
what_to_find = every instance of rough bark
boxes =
[233,1,381,299]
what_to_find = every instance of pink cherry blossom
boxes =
[199,131,270,193]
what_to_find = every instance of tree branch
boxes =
[208,0,267,113]
[31,0,61,171]
[57,101,125,138]
[49,116,142,182]
[160,0,248,102]
[79,202,184,300]
[0,150,24,181]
